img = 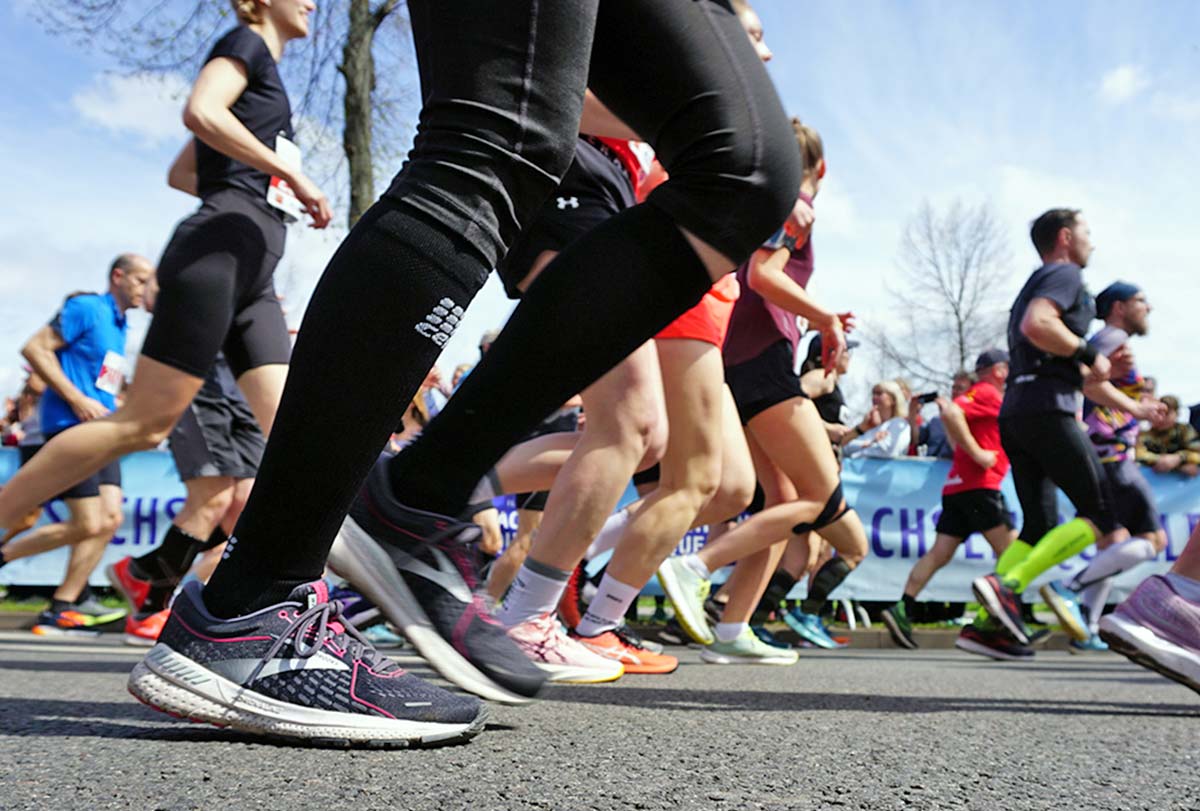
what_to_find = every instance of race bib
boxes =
[95,350,127,395]
[267,134,306,223]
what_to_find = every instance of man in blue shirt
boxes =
[0,254,153,635]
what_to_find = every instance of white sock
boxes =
[585,509,631,561]
[1080,578,1113,633]
[575,574,640,637]
[496,558,570,629]
[1068,538,1157,590]
[1165,572,1200,603]
[681,553,711,580]
[715,622,747,643]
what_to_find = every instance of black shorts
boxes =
[19,437,121,501]
[999,412,1117,543]
[141,189,291,380]
[1103,457,1160,537]
[725,340,805,425]
[496,137,637,299]
[936,489,1014,539]
[168,358,265,481]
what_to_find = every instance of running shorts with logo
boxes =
[168,355,266,481]
[935,489,1014,539]
[141,188,291,380]
[724,339,805,425]
[19,436,121,501]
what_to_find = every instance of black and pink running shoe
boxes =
[128,580,485,748]
[327,460,547,705]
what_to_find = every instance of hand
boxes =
[864,406,883,430]
[1133,398,1167,424]
[819,320,846,376]
[1108,344,1135,380]
[1182,463,1200,478]
[423,366,443,390]
[971,448,998,469]
[785,197,815,243]
[287,171,333,229]
[934,396,952,414]
[71,396,110,422]
[1153,453,1182,473]
[827,423,851,443]
[1085,352,1112,383]
[837,311,856,334]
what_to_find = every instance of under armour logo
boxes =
[556,196,580,210]
[415,297,465,347]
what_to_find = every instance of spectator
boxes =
[908,370,975,459]
[842,380,911,458]
[1137,395,1200,477]
[800,332,858,444]
[451,363,473,390]
[1189,402,1200,436]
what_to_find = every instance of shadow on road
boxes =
[0,659,134,675]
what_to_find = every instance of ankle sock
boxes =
[576,574,640,636]
[386,203,711,516]
[801,558,853,615]
[496,557,571,629]
[715,621,747,643]
[1006,519,1096,592]
[681,553,712,580]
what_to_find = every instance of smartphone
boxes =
[916,391,939,404]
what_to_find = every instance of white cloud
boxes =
[71,71,190,145]
[1151,91,1200,122]
[1098,65,1149,105]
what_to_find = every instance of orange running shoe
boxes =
[556,562,586,631]
[124,608,170,647]
[571,626,679,674]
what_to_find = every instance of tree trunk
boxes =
[341,0,377,227]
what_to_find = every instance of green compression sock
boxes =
[1004,519,1096,593]
[975,539,1033,624]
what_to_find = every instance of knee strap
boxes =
[793,483,851,535]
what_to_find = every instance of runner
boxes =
[877,349,1015,651]
[0,256,153,634]
[969,209,1166,657]
[1039,281,1166,652]
[656,119,872,663]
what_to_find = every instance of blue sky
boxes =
[0,1,1197,415]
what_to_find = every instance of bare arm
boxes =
[167,140,198,196]
[579,90,641,141]
[184,57,331,227]
[938,398,996,468]
[1082,379,1165,422]
[1020,297,1110,380]
[21,326,108,421]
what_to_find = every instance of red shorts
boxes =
[656,275,739,347]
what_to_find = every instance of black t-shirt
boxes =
[195,27,294,202]
[814,384,847,426]
[1000,262,1095,418]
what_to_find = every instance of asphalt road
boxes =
[0,631,1197,811]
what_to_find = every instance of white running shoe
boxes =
[506,614,624,684]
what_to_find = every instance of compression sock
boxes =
[584,509,633,561]
[386,203,712,515]
[1067,538,1158,590]
[575,574,641,637]
[1080,579,1113,633]
[495,557,572,629]
[757,571,798,616]
[975,539,1034,623]
[134,525,205,581]
[801,558,853,615]
[202,202,490,619]
[199,525,229,551]
[1004,519,1096,593]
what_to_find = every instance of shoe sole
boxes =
[954,636,1033,662]
[655,562,713,645]
[970,578,1030,645]
[700,649,798,666]
[1038,585,1090,642]
[328,517,535,706]
[880,612,918,650]
[575,647,679,675]
[129,645,486,747]
[781,614,839,650]
[531,661,625,684]
[30,626,100,639]
[124,633,157,648]
[1098,614,1200,696]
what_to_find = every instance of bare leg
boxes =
[235,364,287,436]
[487,508,541,600]
[473,507,504,557]
[53,485,123,603]
[903,532,965,599]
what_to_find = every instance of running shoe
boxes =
[362,624,408,648]
[74,595,128,626]
[782,607,842,649]
[326,460,547,705]
[656,620,688,647]
[971,574,1030,645]
[881,602,918,650]
[571,625,679,674]
[507,613,624,683]
[1039,581,1090,642]
[954,621,1034,661]
[656,557,714,645]
[329,584,382,630]
[704,596,725,626]
[556,562,586,631]
[1069,634,1110,654]
[129,580,485,747]
[1099,574,1200,695]
[751,625,793,650]
[124,608,170,647]
[30,607,100,638]
[610,623,665,654]
[107,556,154,611]
[701,627,800,665]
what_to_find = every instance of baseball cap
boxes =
[1095,281,1141,319]
[974,348,1009,371]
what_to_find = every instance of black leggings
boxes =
[999,413,1118,543]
